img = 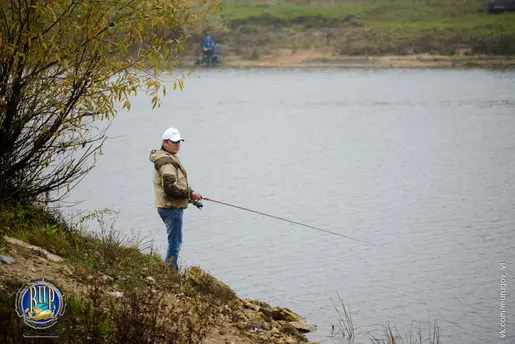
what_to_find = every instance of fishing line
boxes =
[203,197,377,247]
[203,198,463,262]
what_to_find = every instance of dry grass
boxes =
[330,294,441,344]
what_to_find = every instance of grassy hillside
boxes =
[0,203,314,343]
[196,0,515,58]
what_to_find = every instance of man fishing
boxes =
[199,30,218,66]
[202,31,216,56]
[150,127,203,272]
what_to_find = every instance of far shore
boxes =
[180,51,515,69]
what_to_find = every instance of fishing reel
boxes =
[192,199,203,209]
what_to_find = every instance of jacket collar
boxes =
[160,148,186,175]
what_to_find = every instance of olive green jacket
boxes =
[150,149,192,209]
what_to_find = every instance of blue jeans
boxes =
[157,208,183,271]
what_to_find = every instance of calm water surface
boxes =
[67,68,515,343]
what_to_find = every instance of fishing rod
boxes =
[202,197,376,247]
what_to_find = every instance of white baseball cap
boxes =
[162,127,184,142]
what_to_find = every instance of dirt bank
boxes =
[184,49,515,69]
[0,236,318,343]
[0,198,320,344]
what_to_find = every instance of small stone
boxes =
[280,323,299,335]
[102,274,114,282]
[0,254,16,264]
[109,291,124,298]
[278,308,297,322]
[289,320,317,333]
[248,320,270,331]
[247,321,263,329]
[232,310,246,321]
[260,307,285,321]
[243,299,260,311]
